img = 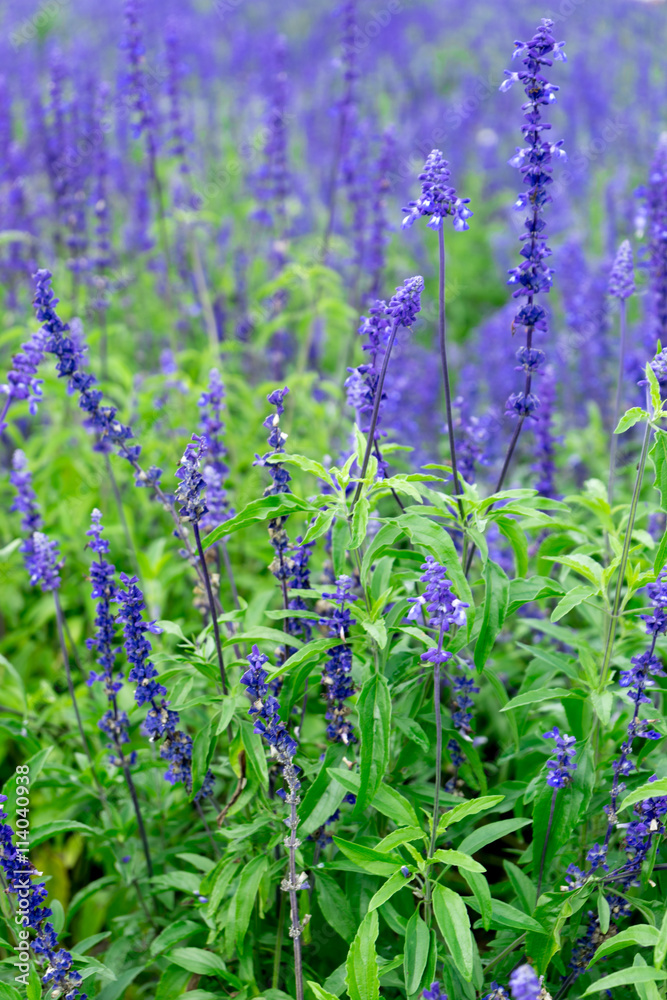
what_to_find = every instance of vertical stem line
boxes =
[438,226,464,523]
[193,523,228,695]
[287,793,304,1000]
[53,591,98,787]
[536,787,557,899]
[423,623,446,920]
[350,320,399,511]
[599,413,652,692]
[608,298,628,506]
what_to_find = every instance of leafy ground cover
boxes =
[2,2,667,1000]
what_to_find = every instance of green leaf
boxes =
[589,924,659,966]
[368,870,412,912]
[360,522,402,584]
[462,870,493,932]
[266,637,340,682]
[550,584,596,622]
[615,406,648,434]
[308,982,342,1000]
[656,909,667,970]
[465,896,544,932]
[650,430,667,513]
[239,718,269,788]
[597,891,610,935]
[299,745,347,837]
[332,836,402,877]
[0,985,22,1000]
[27,965,41,1000]
[647,362,662,414]
[353,674,391,816]
[619,778,667,811]
[170,948,237,983]
[581,968,667,995]
[190,717,216,801]
[223,626,303,649]
[316,871,357,942]
[500,687,575,712]
[545,553,603,588]
[95,968,144,1000]
[270,453,333,482]
[437,795,505,834]
[149,920,200,957]
[302,507,336,544]
[203,493,316,546]
[29,820,95,847]
[496,516,528,578]
[351,497,370,549]
[429,849,485,873]
[345,910,380,1000]
[328,768,419,829]
[234,855,269,947]
[506,576,565,617]
[473,560,509,670]
[654,530,667,578]
[457,817,531,857]
[393,714,429,751]
[151,872,202,894]
[432,884,474,982]
[404,911,430,995]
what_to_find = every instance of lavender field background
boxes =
[2,2,667,1000]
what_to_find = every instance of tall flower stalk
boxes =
[496,19,566,491]
[403,149,472,515]
[407,557,468,910]
[351,276,424,510]
[86,509,154,876]
[607,239,636,504]
[175,433,229,694]
[241,646,309,1000]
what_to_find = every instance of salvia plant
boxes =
[2,5,667,1000]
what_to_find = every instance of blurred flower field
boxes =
[2,2,667,999]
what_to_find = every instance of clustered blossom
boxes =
[386,274,425,328]
[638,135,667,346]
[0,794,86,998]
[175,434,208,523]
[346,299,393,476]
[319,575,358,745]
[608,239,635,300]
[543,726,577,788]
[445,662,480,792]
[241,646,310,902]
[10,450,62,592]
[453,397,490,484]
[407,556,468,642]
[508,964,541,1000]
[500,19,566,421]
[252,35,289,233]
[482,985,510,1000]
[254,387,299,666]
[422,984,446,1000]
[402,149,473,231]
[115,572,213,799]
[122,0,156,150]
[1,325,46,431]
[33,270,164,491]
[198,368,233,534]
[85,510,135,765]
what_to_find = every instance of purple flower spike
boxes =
[608,239,635,300]
[402,149,473,232]
[509,965,541,1000]
[387,275,424,328]
[502,19,566,423]
[422,984,446,1000]
[543,726,577,788]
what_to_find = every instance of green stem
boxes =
[599,414,652,692]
